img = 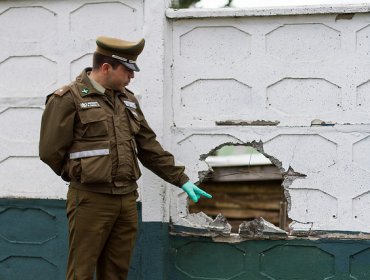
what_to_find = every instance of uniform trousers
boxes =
[66,187,138,280]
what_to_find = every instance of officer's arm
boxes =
[135,114,213,202]
[133,101,212,202]
[39,92,75,177]
[134,112,189,187]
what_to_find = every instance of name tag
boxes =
[80,101,100,109]
[124,100,137,109]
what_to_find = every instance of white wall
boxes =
[0,0,169,223]
[167,5,370,233]
[1,0,370,233]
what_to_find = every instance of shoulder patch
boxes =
[54,86,70,97]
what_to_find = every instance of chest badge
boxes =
[81,88,89,95]
[80,101,100,109]
[124,100,137,109]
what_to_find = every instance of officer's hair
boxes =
[93,52,121,70]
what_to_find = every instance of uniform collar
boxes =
[76,68,105,97]
[76,68,132,99]
[88,74,105,94]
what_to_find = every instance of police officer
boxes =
[39,36,212,280]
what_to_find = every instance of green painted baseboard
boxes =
[169,235,370,280]
[1,199,370,280]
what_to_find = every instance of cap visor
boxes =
[121,61,140,72]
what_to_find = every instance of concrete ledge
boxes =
[166,3,370,19]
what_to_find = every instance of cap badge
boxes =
[112,55,136,64]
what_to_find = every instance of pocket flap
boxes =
[79,108,107,124]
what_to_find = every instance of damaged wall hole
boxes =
[190,143,291,233]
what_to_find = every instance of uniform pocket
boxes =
[81,154,112,184]
[79,108,108,137]
[68,141,112,184]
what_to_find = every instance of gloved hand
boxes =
[181,181,212,203]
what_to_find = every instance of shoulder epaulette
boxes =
[54,86,70,97]
[45,86,71,104]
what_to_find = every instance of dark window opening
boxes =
[189,145,291,233]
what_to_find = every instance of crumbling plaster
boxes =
[169,125,370,236]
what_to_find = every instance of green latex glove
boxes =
[181,181,212,203]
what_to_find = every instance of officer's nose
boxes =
[127,69,134,79]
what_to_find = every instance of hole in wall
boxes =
[190,143,291,233]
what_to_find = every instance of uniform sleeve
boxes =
[39,93,75,177]
[134,108,189,187]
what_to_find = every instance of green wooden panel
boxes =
[350,247,370,279]
[260,245,334,279]
[176,242,245,279]
[0,199,146,280]
[169,237,370,280]
[0,199,67,280]
[2,198,370,280]
[0,256,58,280]
[0,207,57,244]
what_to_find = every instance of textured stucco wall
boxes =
[0,0,169,223]
[167,7,370,233]
[1,0,370,233]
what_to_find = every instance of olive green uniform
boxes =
[39,68,189,279]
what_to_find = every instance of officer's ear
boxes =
[101,63,112,74]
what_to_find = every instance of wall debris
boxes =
[239,217,288,239]
[170,212,231,237]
